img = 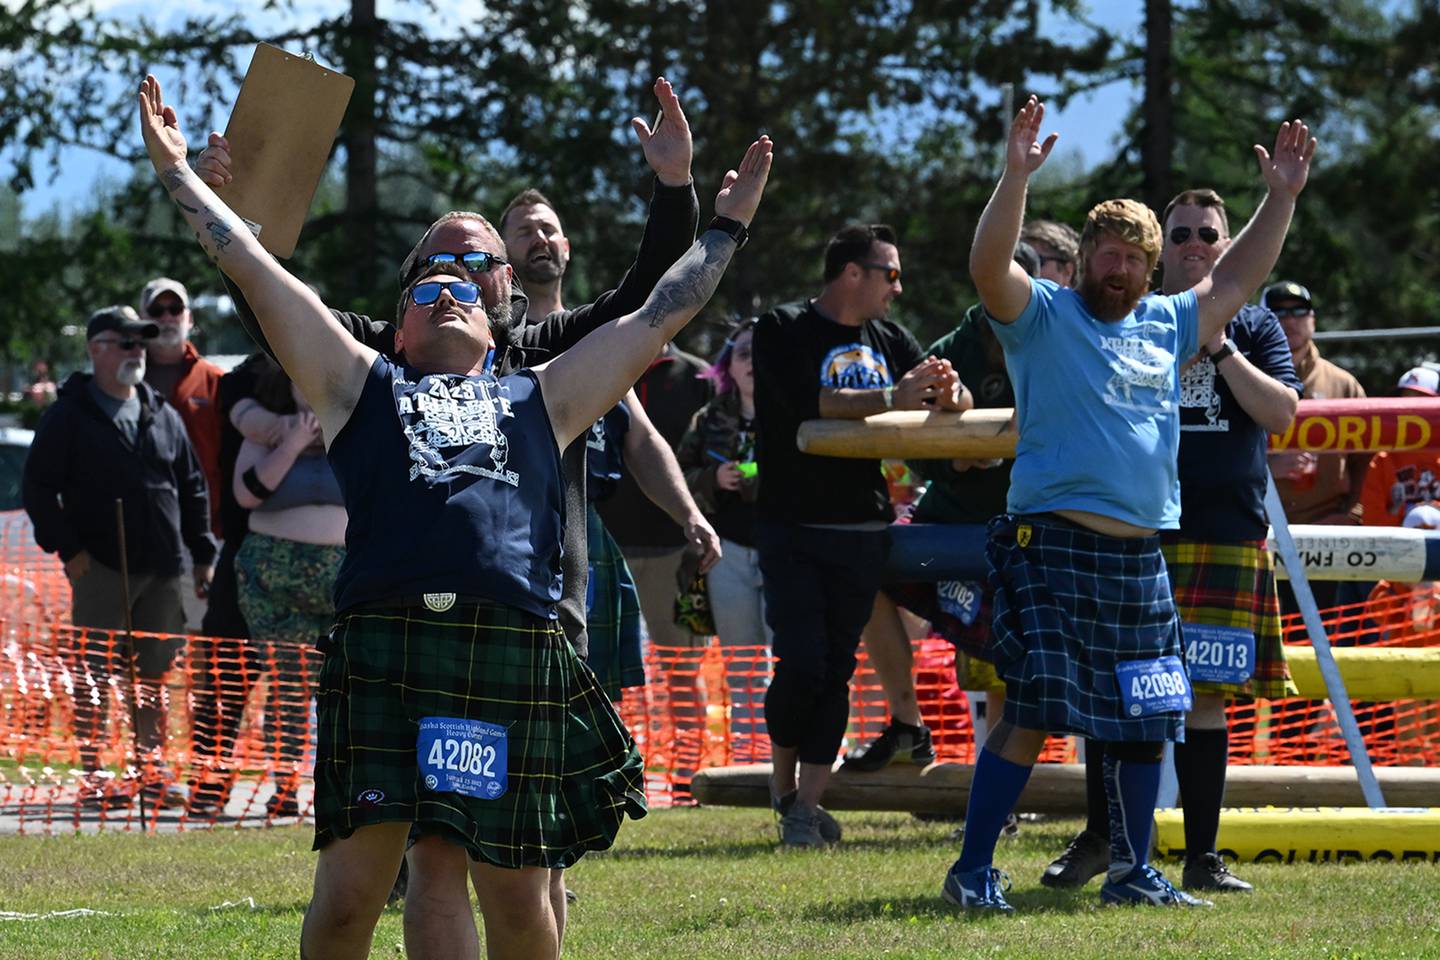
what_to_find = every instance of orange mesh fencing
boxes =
[0,509,1436,829]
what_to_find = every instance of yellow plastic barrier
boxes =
[1154,806,1440,864]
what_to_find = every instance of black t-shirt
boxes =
[754,300,925,524]
[1176,303,1303,540]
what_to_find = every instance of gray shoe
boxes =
[779,806,827,847]
[772,789,842,843]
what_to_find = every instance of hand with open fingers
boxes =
[195,132,234,188]
[1007,95,1058,176]
[138,75,189,172]
[1254,119,1317,199]
[713,135,774,227]
[631,77,693,187]
[895,363,949,410]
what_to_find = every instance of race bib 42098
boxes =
[417,716,508,799]
[1116,656,1193,718]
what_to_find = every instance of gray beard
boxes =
[155,327,185,349]
[116,357,146,386]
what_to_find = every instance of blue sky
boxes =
[10,1,1145,219]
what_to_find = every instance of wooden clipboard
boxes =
[215,44,355,259]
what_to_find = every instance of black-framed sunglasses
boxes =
[425,251,509,274]
[1270,305,1313,319]
[1169,225,1221,246]
[858,261,902,283]
[410,280,481,306]
[146,302,185,318]
[94,337,143,350]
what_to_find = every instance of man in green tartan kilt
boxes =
[141,74,773,960]
[1042,187,1303,896]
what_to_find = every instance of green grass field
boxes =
[0,808,1437,959]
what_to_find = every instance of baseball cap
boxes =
[1396,367,1440,396]
[86,305,159,340]
[1402,503,1440,530]
[1262,280,1313,310]
[139,277,190,315]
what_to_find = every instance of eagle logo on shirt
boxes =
[819,344,892,389]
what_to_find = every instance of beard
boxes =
[116,356,146,386]
[514,245,566,287]
[1078,269,1147,322]
[154,325,185,348]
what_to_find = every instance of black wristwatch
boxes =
[1208,338,1238,366]
[707,215,749,250]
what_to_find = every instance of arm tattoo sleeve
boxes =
[639,230,737,329]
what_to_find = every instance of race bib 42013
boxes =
[1116,656,1193,718]
[417,716,508,799]
[1184,623,1256,685]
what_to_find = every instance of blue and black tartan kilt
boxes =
[987,513,1186,742]
[313,601,647,869]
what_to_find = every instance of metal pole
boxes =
[1263,475,1386,808]
[114,498,149,826]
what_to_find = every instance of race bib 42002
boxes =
[417,716,508,799]
[1116,656,1193,718]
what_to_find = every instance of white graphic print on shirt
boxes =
[1100,327,1175,414]
[393,373,520,486]
[1178,355,1229,433]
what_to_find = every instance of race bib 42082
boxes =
[417,716,508,799]
[1116,656,1193,718]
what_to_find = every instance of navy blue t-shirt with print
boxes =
[328,355,565,618]
[754,300,925,524]
[1175,303,1303,540]
[585,403,631,502]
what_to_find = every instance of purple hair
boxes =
[699,318,757,394]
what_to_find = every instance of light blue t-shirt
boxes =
[991,278,1199,529]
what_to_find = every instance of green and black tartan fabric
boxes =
[313,600,647,869]
[583,505,644,699]
[1160,536,1297,700]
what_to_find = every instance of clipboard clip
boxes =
[303,51,316,62]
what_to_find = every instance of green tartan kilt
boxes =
[312,601,647,869]
[1161,537,1297,700]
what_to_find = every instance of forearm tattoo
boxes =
[159,166,199,213]
[160,164,241,264]
[639,231,736,329]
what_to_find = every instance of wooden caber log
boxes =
[797,397,1440,459]
[690,763,1440,814]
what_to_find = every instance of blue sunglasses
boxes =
[410,280,481,306]
[426,251,509,273]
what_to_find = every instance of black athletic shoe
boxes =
[840,721,936,773]
[772,789,843,843]
[1182,852,1254,893]
[1040,829,1109,888]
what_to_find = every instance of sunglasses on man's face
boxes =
[1270,305,1313,319]
[147,302,185,318]
[858,261,902,284]
[410,280,482,307]
[425,251,509,274]
[95,337,143,350]
[1169,225,1222,246]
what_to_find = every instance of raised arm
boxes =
[536,135,773,447]
[137,76,373,441]
[971,96,1057,324]
[1192,120,1316,344]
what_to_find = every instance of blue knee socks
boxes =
[1103,753,1162,882]
[954,748,1032,873]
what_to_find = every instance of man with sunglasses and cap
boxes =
[1264,279,1370,528]
[23,305,218,807]
[139,277,225,538]
[1041,187,1303,896]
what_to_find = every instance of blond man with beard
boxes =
[22,305,217,806]
[940,96,1315,913]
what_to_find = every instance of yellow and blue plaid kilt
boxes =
[313,601,646,869]
[987,513,1185,742]
[1161,536,1296,699]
